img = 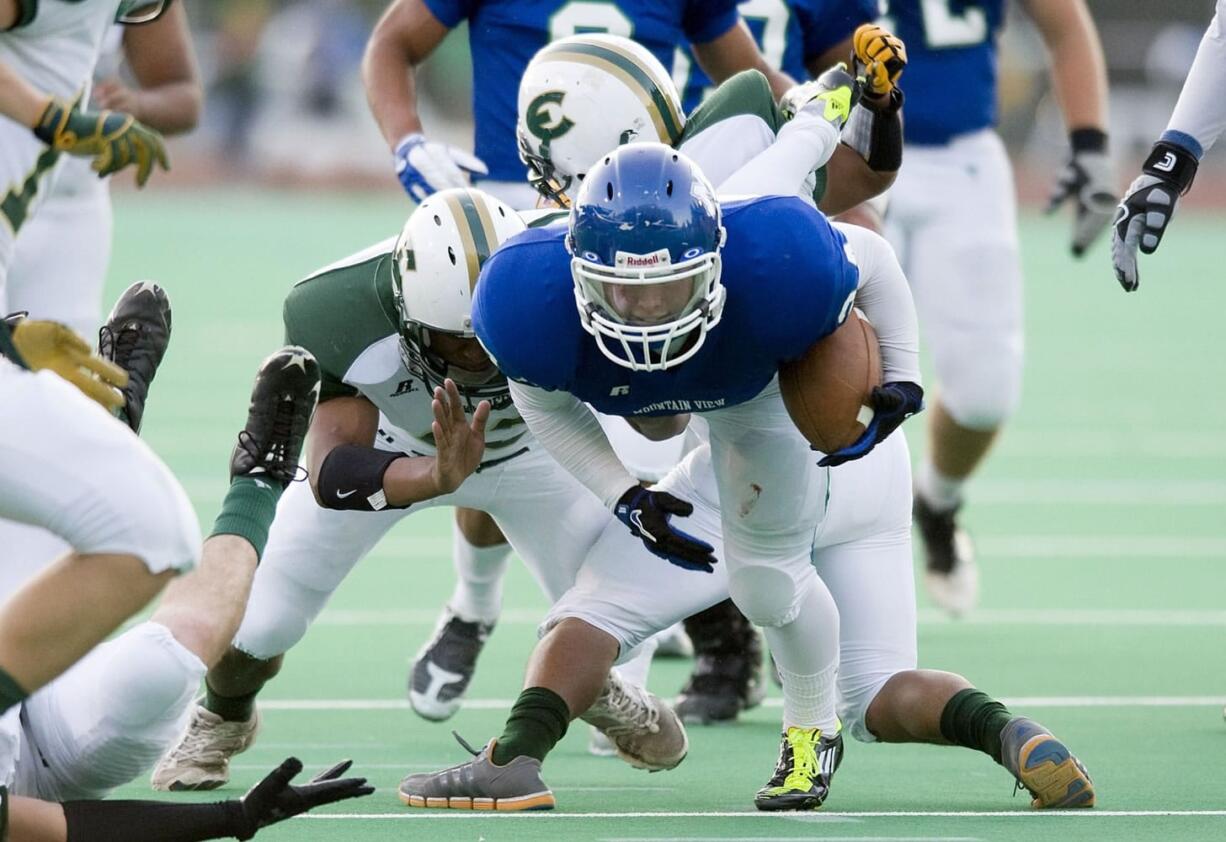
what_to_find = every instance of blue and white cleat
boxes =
[1000,716,1095,809]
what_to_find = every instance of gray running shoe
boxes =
[582,671,688,772]
[398,734,555,811]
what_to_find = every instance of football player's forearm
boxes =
[1164,5,1226,157]
[362,0,448,148]
[383,453,452,505]
[819,146,894,215]
[509,380,638,509]
[834,223,922,386]
[0,60,49,128]
[124,82,202,134]
[1026,0,1108,133]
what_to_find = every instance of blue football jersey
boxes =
[473,196,859,417]
[880,0,1006,144]
[423,0,740,182]
[677,0,879,113]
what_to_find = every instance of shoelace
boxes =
[781,728,821,792]
[167,712,249,763]
[597,680,660,738]
[235,396,308,485]
[98,321,143,371]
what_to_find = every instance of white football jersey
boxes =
[0,0,119,101]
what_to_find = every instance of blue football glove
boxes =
[818,381,924,468]
[614,486,716,573]
[393,133,488,202]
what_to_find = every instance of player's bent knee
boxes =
[101,623,205,728]
[728,565,800,628]
[837,670,902,743]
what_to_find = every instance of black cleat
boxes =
[231,347,320,486]
[914,494,979,616]
[408,607,494,721]
[676,599,764,724]
[754,724,843,811]
[98,281,171,433]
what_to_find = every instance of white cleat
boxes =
[151,705,260,791]
[652,622,694,659]
[581,672,688,772]
[914,496,979,617]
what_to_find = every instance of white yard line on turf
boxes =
[313,608,1226,627]
[262,696,1226,711]
[299,810,1226,819]
[604,839,977,842]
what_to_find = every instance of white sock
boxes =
[776,661,839,733]
[612,636,657,690]
[448,522,511,624]
[916,459,965,512]
[760,577,840,733]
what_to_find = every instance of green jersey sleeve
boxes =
[282,251,400,403]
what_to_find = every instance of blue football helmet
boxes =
[567,143,725,371]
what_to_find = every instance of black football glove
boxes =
[614,486,717,573]
[818,381,924,468]
[235,757,373,840]
[1111,139,1199,292]
[1046,129,1117,257]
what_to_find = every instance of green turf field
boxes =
[102,191,1226,841]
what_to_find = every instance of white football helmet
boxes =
[517,33,686,207]
[391,188,526,396]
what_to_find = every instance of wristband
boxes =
[317,445,405,511]
[1142,140,1199,194]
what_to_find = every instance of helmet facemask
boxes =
[396,320,505,400]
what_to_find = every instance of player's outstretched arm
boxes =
[6,758,372,841]
[1112,0,1226,291]
[362,0,486,201]
[97,2,203,136]
[0,59,52,129]
[308,389,485,511]
[1023,0,1115,257]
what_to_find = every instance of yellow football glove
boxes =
[10,320,129,412]
[853,23,908,97]
[33,96,170,188]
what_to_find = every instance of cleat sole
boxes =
[1017,735,1096,809]
[400,789,556,811]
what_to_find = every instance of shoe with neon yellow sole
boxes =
[398,734,555,811]
[753,724,843,811]
[1000,716,1095,809]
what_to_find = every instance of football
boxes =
[779,310,882,454]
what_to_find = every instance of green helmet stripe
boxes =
[541,42,683,143]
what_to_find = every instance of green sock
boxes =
[0,666,29,715]
[210,476,283,559]
[939,688,1014,764]
[203,684,258,723]
[491,687,570,765]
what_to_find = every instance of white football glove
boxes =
[393,133,488,203]
[1045,131,1117,258]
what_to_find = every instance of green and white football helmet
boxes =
[516,33,686,207]
[390,188,526,398]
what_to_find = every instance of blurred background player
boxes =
[0,0,171,312]
[361,0,793,208]
[7,2,201,338]
[1112,0,1226,292]
[881,0,1115,615]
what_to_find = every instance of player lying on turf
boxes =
[405,30,908,733]
[0,291,371,837]
[399,144,1090,813]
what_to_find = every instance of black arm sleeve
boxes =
[63,799,249,842]
[316,445,408,511]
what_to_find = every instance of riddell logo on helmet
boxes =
[615,248,672,269]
